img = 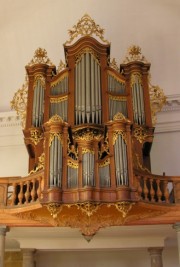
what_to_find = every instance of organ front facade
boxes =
[2,14,180,238]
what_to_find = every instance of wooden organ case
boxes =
[23,15,155,208]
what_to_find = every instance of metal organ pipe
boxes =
[75,52,102,125]
[32,77,45,127]
[131,74,145,125]
[114,134,129,186]
[49,135,63,188]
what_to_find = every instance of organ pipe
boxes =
[32,76,45,127]
[75,52,102,125]
[131,73,145,125]
[49,135,63,188]
[114,133,129,186]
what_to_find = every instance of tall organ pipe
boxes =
[75,52,101,125]
[32,77,45,127]
[49,135,62,188]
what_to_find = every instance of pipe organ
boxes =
[22,14,155,204]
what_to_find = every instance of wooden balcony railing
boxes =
[134,171,180,204]
[0,171,43,207]
[0,169,180,208]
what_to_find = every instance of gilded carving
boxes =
[133,153,150,173]
[46,203,62,219]
[98,157,110,168]
[109,95,127,101]
[11,76,28,128]
[82,148,94,154]
[65,14,110,45]
[51,72,68,87]
[33,75,45,90]
[130,72,142,87]
[49,132,63,147]
[48,114,64,124]
[76,202,101,217]
[27,48,54,66]
[73,127,103,142]
[29,153,45,174]
[149,84,166,125]
[113,112,130,122]
[30,128,43,145]
[109,58,119,72]
[123,45,148,64]
[50,95,68,103]
[133,126,149,144]
[67,159,79,169]
[57,60,66,73]
[75,47,100,64]
[113,130,127,145]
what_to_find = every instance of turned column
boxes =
[0,225,9,267]
[148,247,163,267]
[22,249,36,267]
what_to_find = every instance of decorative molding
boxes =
[0,112,21,128]
[161,94,180,112]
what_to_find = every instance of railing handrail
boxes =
[134,169,180,182]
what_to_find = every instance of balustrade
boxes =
[135,172,177,203]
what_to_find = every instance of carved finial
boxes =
[57,60,66,73]
[11,76,28,128]
[123,45,148,64]
[65,14,110,45]
[110,58,119,72]
[27,47,54,66]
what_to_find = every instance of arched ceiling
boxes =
[0,0,180,112]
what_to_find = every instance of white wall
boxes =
[35,248,179,267]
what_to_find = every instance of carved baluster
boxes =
[149,178,155,202]
[37,177,41,201]
[25,181,30,204]
[164,181,169,203]
[18,182,23,205]
[144,177,149,201]
[156,179,162,203]
[11,183,17,205]
[137,176,142,200]
[31,179,36,202]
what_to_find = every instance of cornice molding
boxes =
[161,94,180,112]
[0,111,21,128]
[0,94,180,133]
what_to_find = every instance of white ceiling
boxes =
[0,0,180,112]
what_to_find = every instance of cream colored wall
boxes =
[1,0,180,112]
[35,248,179,267]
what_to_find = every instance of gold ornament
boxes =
[76,202,101,217]
[108,202,134,218]
[149,84,166,125]
[109,58,119,72]
[133,126,149,144]
[27,48,54,66]
[65,14,110,45]
[11,76,28,128]
[113,130,127,145]
[123,45,148,64]
[30,128,43,145]
[57,60,66,73]
[46,203,62,219]
[48,114,64,124]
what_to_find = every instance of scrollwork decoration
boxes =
[65,14,110,45]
